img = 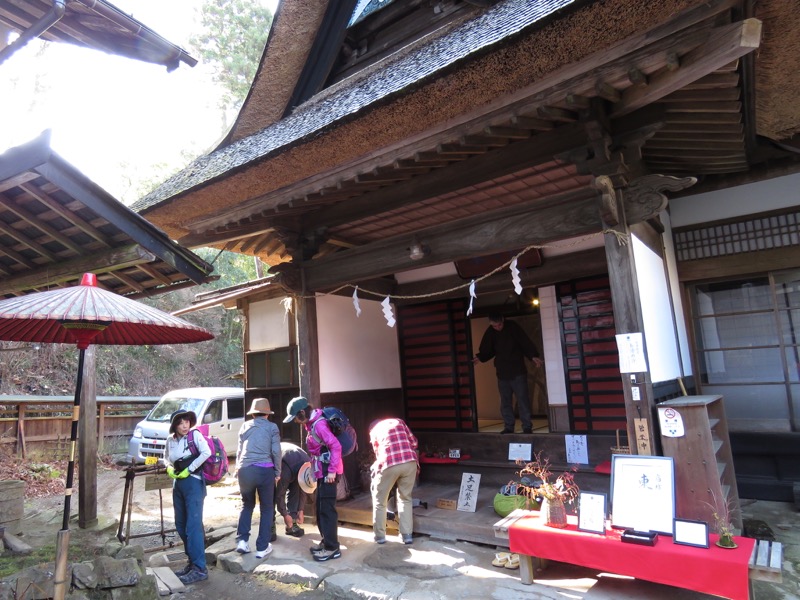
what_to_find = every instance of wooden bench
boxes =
[749,539,783,598]
[493,508,537,539]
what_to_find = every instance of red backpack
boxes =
[186,428,229,484]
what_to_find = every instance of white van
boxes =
[127,387,245,464]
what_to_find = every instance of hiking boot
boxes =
[178,566,208,585]
[286,524,305,537]
[173,563,193,577]
[309,541,325,554]
[255,544,273,559]
[236,540,250,554]
[313,548,341,562]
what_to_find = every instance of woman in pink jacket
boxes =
[283,396,343,562]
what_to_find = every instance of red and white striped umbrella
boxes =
[0,272,213,348]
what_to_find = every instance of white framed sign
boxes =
[610,455,675,535]
[577,491,607,535]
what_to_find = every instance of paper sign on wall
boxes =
[658,406,685,437]
[565,435,589,464]
[616,332,648,373]
[457,472,481,512]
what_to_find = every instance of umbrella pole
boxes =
[53,347,85,600]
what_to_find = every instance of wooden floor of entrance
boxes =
[337,482,510,548]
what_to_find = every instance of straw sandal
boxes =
[492,552,511,568]
[505,553,520,570]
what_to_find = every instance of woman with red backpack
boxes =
[165,409,211,585]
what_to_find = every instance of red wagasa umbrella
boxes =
[0,273,213,598]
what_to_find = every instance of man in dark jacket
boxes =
[473,314,542,434]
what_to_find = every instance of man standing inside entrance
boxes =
[473,314,543,434]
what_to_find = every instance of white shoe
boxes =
[255,544,273,559]
[236,540,250,554]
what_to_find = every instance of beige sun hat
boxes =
[247,397,274,415]
[298,462,317,494]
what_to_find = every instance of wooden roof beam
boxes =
[0,244,156,296]
[0,192,84,255]
[611,19,761,117]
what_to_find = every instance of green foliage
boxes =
[190,0,273,111]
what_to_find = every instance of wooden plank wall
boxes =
[397,299,475,431]
[558,276,627,432]
[0,398,157,458]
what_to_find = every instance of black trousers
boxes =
[315,476,339,550]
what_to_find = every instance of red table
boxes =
[509,514,755,600]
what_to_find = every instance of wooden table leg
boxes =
[519,554,535,584]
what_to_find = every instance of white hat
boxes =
[298,462,317,494]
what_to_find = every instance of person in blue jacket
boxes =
[165,409,211,585]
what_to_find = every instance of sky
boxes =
[0,0,278,204]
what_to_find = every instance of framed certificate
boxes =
[577,491,607,534]
[673,518,709,548]
[610,455,675,535]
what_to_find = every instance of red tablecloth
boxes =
[509,514,755,600]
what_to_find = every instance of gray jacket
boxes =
[236,416,281,477]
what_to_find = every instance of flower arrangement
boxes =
[704,490,738,548]
[514,451,580,505]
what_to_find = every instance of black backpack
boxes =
[311,407,358,457]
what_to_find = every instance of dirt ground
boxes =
[17,460,326,599]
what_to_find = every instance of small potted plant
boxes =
[705,491,738,548]
[516,451,579,528]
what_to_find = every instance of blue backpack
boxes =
[311,407,358,457]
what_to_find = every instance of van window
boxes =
[205,399,223,424]
[227,397,245,419]
[147,397,205,422]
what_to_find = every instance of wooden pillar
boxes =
[295,293,321,407]
[16,403,26,458]
[97,403,106,455]
[78,346,97,529]
[596,173,696,455]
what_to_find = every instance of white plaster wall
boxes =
[248,298,290,350]
[669,172,800,227]
[660,212,693,375]
[317,294,402,393]
[539,285,567,406]
[632,235,681,383]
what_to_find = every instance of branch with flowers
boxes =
[514,451,580,505]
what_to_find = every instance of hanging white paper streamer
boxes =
[466,279,476,316]
[352,286,362,317]
[381,296,396,327]
[510,257,523,295]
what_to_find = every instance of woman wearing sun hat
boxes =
[165,409,212,585]
[235,397,282,559]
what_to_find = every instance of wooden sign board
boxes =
[436,498,457,510]
[457,472,481,512]
[144,473,173,491]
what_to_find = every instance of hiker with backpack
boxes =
[283,396,344,562]
[165,409,212,585]
[235,397,282,559]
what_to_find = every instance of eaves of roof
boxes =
[132,0,579,214]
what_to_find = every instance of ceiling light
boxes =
[408,239,430,261]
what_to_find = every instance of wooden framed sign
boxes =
[610,455,675,535]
